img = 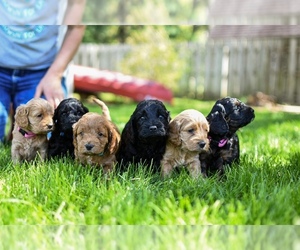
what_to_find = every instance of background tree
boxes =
[82,0,210,25]
[118,26,186,94]
[82,25,208,44]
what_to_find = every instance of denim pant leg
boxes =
[14,69,49,111]
[0,69,13,142]
[14,71,67,109]
[0,102,10,143]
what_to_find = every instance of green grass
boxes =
[1,97,300,248]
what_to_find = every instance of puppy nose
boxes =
[199,141,206,149]
[47,124,53,129]
[149,125,157,131]
[85,143,94,151]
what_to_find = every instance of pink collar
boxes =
[18,127,36,138]
[208,136,228,147]
[218,138,228,147]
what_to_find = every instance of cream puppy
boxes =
[161,109,210,178]
[11,98,54,163]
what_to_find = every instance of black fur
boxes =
[116,99,171,172]
[48,98,89,159]
[202,97,255,176]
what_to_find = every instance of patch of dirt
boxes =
[247,92,300,114]
[247,92,277,107]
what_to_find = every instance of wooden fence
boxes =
[73,42,206,99]
[205,38,300,104]
[73,39,300,104]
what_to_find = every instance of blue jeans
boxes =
[0,67,67,142]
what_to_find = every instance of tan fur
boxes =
[11,98,54,163]
[161,109,210,178]
[92,98,111,121]
[73,111,120,174]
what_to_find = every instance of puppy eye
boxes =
[98,132,104,137]
[158,115,164,119]
[78,131,84,136]
[188,128,194,133]
[140,116,146,121]
[37,114,43,118]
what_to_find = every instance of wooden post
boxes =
[210,41,222,98]
[220,45,229,97]
[287,38,297,104]
[287,17,298,104]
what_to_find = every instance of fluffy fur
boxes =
[116,99,171,172]
[202,97,255,176]
[11,98,54,163]
[48,98,89,159]
[73,100,120,173]
[161,109,210,178]
[199,110,229,176]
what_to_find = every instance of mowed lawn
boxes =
[0,97,300,233]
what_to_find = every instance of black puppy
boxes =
[116,99,171,172]
[202,97,255,176]
[200,110,229,176]
[48,98,89,159]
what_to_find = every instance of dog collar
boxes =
[18,127,36,139]
[98,143,109,157]
[208,136,228,147]
[218,138,228,147]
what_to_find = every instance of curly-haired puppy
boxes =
[161,109,210,178]
[116,99,171,172]
[48,98,89,159]
[199,110,228,176]
[73,100,120,173]
[11,98,54,163]
[202,97,255,176]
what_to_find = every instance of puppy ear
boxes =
[209,103,225,116]
[207,111,228,134]
[72,122,79,149]
[107,123,120,155]
[15,105,29,128]
[166,111,171,123]
[168,120,181,146]
[53,108,59,125]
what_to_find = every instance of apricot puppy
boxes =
[161,109,210,178]
[73,100,120,173]
[11,98,54,163]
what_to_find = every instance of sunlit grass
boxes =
[1,97,300,247]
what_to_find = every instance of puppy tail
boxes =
[92,98,111,121]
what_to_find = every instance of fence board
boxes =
[73,40,300,105]
[288,38,297,101]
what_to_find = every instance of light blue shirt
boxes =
[0,0,65,70]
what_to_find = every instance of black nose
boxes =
[199,141,206,149]
[149,126,157,131]
[47,124,53,129]
[85,143,94,151]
